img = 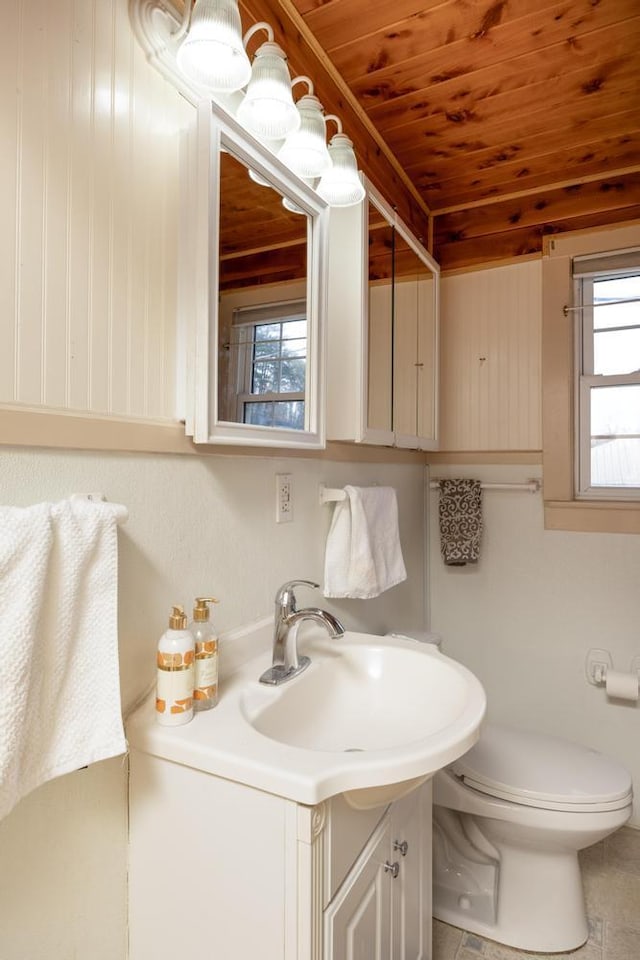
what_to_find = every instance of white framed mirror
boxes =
[185,101,328,448]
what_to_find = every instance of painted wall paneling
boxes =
[439,260,542,451]
[0,0,191,423]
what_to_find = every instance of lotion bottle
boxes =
[190,597,219,711]
[156,606,194,726]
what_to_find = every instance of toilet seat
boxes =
[451,723,633,813]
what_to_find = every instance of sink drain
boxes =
[344,747,365,753]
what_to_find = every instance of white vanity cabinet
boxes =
[326,180,439,451]
[325,786,432,960]
[128,748,432,960]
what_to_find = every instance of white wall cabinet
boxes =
[128,749,432,960]
[326,180,439,451]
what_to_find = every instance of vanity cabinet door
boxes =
[390,783,432,960]
[324,817,392,960]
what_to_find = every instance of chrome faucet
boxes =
[259,579,345,685]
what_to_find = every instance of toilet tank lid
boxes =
[451,723,632,807]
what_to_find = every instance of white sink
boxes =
[127,620,486,807]
[242,636,476,751]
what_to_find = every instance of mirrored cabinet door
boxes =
[326,178,439,450]
[183,101,328,448]
[366,201,394,439]
[393,226,439,450]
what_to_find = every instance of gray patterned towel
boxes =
[438,479,483,566]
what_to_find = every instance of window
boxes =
[232,301,307,430]
[574,251,640,499]
[541,223,640,533]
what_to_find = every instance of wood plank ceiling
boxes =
[239,0,640,270]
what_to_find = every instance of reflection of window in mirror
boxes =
[226,301,307,429]
[217,148,309,428]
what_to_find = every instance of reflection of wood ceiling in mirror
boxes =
[198,0,640,272]
[219,151,307,290]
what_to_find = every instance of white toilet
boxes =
[433,722,633,953]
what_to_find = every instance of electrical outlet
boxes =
[276,473,293,523]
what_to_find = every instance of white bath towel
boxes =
[323,485,407,599]
[0,498,127,821]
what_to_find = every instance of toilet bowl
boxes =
[433,723,633,953]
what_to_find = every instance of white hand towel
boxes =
[0,498,127,821]
[323,485,407,599]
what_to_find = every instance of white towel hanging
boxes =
[0,497,127,820]
[323,485,407,599]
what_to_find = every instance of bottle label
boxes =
[157,650,194,670]
[194,653,218,701]
[156,663,194,715]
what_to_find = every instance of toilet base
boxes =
[433,825,589,953]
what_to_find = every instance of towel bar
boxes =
[71,493,128,523]
[429,479,540,493]
[319,485,347,504]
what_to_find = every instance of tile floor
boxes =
[432,826,640,960]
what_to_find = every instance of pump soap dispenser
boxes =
[156,605,195,726]
[190,597,219,712]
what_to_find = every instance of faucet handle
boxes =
[275,579,319,611]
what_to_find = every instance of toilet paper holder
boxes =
[585,648,640,697]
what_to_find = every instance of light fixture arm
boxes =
[324,114,343,136]
[172,0,193,42]
[291,76,314,98]
[242,21,274,50]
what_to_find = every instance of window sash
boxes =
[232,314,308,428]
[575,271,640,500]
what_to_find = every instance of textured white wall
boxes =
[0,446,427,959]
[429,463,640,826]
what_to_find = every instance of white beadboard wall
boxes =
[439,260,542,451]
[0,0,191,420]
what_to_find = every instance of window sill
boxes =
[544,499,640,534]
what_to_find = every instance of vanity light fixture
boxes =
[236,23,300,141]
[176,0,251,92]
[277,78,332,180]
[129,0,364,207]
[317,116,366,208]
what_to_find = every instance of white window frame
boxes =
[232,300,307,429]
[574,248,640,501]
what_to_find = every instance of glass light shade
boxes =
[176,0,251,92]
[282,178,316,214]
[236,42,300,141]
[247,135,284,186]
[277,95,331,179]
[317,133,365,207]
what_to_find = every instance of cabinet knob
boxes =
[384,860,400,879]
[393,840,409,857]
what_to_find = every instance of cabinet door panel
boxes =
[417,271,438,449]
[394,275,420,440]
[325,821,391,960]
[391,785,432,960]
[368,281,393,434]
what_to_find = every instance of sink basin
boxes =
[241,637,475,752]
[127,620,486,807]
